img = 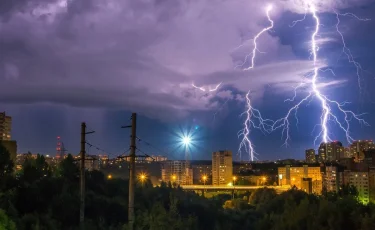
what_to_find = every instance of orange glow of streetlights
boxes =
[171,174,177,181]
[138,172,147,183]
[107,174,112,180]
[233,176,237,182]
[202,175,208,182]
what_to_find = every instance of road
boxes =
[181,185,290,191]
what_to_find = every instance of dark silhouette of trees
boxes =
[1,153,375,229]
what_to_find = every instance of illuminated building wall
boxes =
[369,167,375,204]
[192,164,212,184]
[161,160,192,185]
[350,140,375,162]
[348,172,369,204]
[324,166,341,193]
[278,165,323,194]
[0,112,11,141]
[305,149,316,163]
[318,141,344,162]
[212,150,233,186]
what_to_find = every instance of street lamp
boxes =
[202,175,208,185]
[107,174,112,180]
[137,172,147,185]
[232,176,237,200]
[202,174,208,196]
[182,136,191,146]
[171,174,177,186]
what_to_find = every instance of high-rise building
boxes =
[278,165,323,194]
[161,160,192,185]
[344,147,351,158]
[369,167,375,204]
[324,166,341,193]
[192,161,212,185]
[305,149,316,163]
[0,112,11,141]
[318,141,344,162]
[350,140,375,162]
[212,150,233,186]
[347,172,369,204]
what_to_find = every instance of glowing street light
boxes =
[202,175,208,185]
[137,172,147,184]
[182,136,191,146]
[107,174,112,180]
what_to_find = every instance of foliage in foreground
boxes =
[1,146,375,230]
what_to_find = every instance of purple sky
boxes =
[1,0,375,160]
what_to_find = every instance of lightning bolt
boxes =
[271,5,369,146]
[334,12,371,89]
[236,5,275,161]
[236,5,274,70]
[238,91,274,161]
[192,82,222,92]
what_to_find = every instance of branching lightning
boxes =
[237,4,370,160]
[271,5,369,146]
[237,5,274,70]
[334,12,371,89]
[192,82,222,92]
[238,91,273,161]
[237,4,275,161]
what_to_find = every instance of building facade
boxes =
[212,150,233,186]
[161,160,193,185]
[318,141,344,162]
[324,166,341,193]
[348,172,369,204]
[0,112,11,141]
[350,140,375,162]
[305,149,316,163]
[192,163,212,185]
[278,165,323,194]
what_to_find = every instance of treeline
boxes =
[1,145,375,229]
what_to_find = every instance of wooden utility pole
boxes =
[79,122,95,230]
[128,113,137,230]
[80,122,86,230]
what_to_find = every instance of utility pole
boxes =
[80,122,95,230]
[122,113,137,230]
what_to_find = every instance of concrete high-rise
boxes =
[350,140,375,162]
[318,141,344,162]
[161,160,192,185]
[212,150,233,186]
[305,149,316,163]
[324,166,341,193]
[0,112,11,141]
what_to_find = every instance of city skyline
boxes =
[1,1,375,160]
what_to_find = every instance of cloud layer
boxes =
[0,0,369,120]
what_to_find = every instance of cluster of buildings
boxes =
[305,140,375,163]
[4,110,375,204]
[299,140,375,203]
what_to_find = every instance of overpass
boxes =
[181,185,290,193]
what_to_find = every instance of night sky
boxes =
[1,0,375,161]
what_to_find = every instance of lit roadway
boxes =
[181,185,290,192]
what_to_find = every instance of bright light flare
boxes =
[137,172,147,183]
[182,136,191,146]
